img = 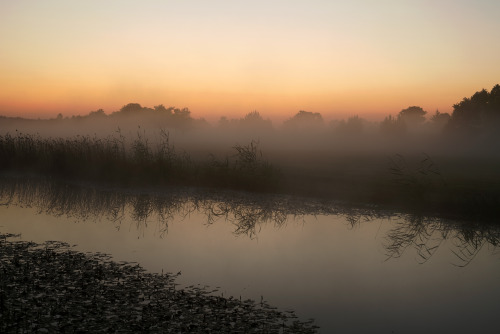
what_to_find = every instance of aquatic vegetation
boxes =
[0,233,319,333]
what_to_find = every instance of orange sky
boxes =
[1,1,499,123]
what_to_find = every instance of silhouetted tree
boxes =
[334,115,364,135]
[283,110,324,131]
[398,106,427,126]
[166,107,193,130]
[239,111,273,130]
[380,115,406,135]
[448,84,500,134]
[119,103,143,114]
[154,104,173,115]
[173,107,191,119]
[429,110,450,130]
[218,116,230,128]
[88,109,106,118]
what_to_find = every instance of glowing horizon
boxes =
[1,1,499,123]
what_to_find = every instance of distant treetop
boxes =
[283,110,324,131]
[119,103,143,114]
[398,106,427,126]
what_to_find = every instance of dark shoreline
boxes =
[0,233,318,333]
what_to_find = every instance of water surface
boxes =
[1,178,499,333]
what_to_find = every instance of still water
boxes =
[1,178,499,333]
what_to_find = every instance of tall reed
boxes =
[0,131,282,193]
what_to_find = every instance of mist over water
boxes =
[1,85,500,332]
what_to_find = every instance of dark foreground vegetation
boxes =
[0,232,318,333]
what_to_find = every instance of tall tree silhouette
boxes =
[449,84,500,134]
[398,106,427,126]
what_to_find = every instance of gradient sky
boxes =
[1,0,499,122]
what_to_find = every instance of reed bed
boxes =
[0,131,281,193]
[0,233,319,333]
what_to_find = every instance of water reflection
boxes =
[0,175,347,238]
[1,175,498,265]
[382,214,500,267]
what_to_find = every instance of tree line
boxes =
[20,84,500,137]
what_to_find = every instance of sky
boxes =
[1,0,499,123]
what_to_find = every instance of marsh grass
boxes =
[0,233,319,333]
[206,140,282,192]
[387,153,447,210]
[386,153,499,222]
[0,131,282,193]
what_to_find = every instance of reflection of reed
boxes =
[203,200,288,238]
[383,215,500,266]
[0,176,187,237]
[384,215,447,263]
[0,176,343,238]
[1,176,498,265]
